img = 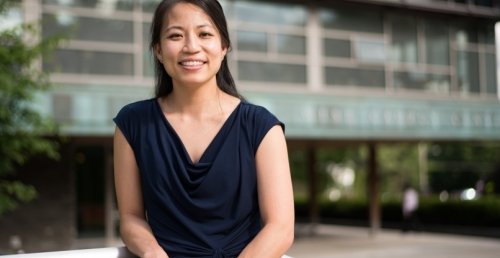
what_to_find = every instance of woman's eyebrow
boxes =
[165,24,213,32]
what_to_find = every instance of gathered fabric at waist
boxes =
[161,240,247,258]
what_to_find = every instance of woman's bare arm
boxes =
[238,125,295,258]
[114,127,168,258]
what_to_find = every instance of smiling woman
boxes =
[154,3,227,93]
[112,1,294,258]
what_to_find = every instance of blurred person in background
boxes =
[112,0,294,257]
[402,183,419,233]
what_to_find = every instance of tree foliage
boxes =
[0,0,61,215]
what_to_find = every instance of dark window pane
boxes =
[43,0,133,11]
[455,22,496,46]
[235,1,307,26]
[142,0,162,12]
[238,61,306,83]
[424,19,449,65]
[42,14,133,43]
[454,24,479,46]
[319,7,383,33]
[325,67,385,88]
[277,34,306,55]
[324,38,350,58]
[483,24,496,45]
[485,53,497,95]
[456,51,480,94]
[474,0,493,7]
[237,31,267,52]
[44,49,134,75]
[390,15,418,63]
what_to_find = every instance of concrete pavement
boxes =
[287,224,500,258]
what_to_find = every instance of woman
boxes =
[113,0,294,257]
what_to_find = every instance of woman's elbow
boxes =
[283,223,294,250]
[269,220,294,251]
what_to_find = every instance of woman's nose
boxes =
[183,34,201,53]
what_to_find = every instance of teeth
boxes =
[181,61,204,66]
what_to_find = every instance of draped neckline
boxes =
[154,98,242,166]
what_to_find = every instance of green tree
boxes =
[0,0,60,215]
[378,143,420,198]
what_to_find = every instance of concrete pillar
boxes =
[367,143,380,236]
[307,146,319,235]
[105,147,116,246]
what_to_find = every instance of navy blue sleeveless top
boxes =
[113,98,283,258]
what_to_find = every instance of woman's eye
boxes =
[168,34,182,40]
[200,32,213,38]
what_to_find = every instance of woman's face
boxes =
[155,2,227,88]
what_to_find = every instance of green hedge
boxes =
[295,196,500,228]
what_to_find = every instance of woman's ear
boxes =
[221,46,227,59]
[154,44,163,63]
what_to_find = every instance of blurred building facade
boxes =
[0,0,499,253]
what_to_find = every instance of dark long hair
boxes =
[150,0,240,99]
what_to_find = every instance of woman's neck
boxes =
[162,83,224,119]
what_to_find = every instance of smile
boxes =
[179,60,206,66]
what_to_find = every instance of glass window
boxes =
[319,7,383,34]
[325,67,385,88]
[43,49,134,75]
[394,71,450,93]
[52,94,72,123]
[454,24,479,47]
[42,14,133,43]
[355,39,386,63]
[235,1,307,26]
[474,0,493,7]
[455,23,495,46]
[142,0,162,12]
[324,38,350,58]
[424,19,449,66]
[237,31,267,52]
[456,50,480,94]
[390,15,418,63]
[405,0,448,5]
[485,53,497,95]
[482,24,496,45]
[43,0,133,11]
[276,34,306,55]
[238,61,306,84]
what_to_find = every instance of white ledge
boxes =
[1,246,136,258]
[2,246,293,258]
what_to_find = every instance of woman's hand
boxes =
[142,246,169,258]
